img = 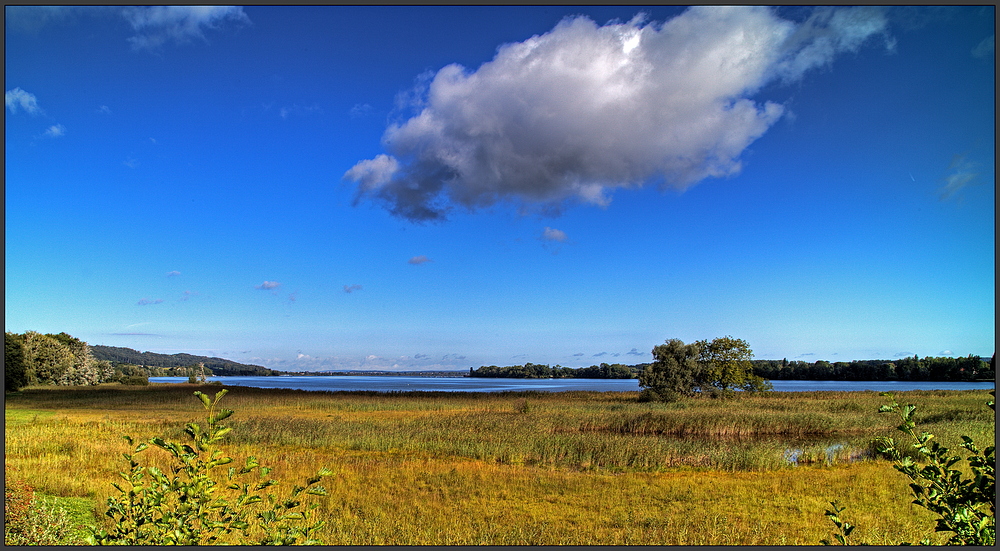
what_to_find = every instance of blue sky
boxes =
[5,5,994,371]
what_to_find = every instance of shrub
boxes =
[121,375,149,386]
[87,389,331,545]
[4,476,84,545]
[822,391,995,545]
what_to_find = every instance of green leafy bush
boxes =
[121,375,149,385]
[822,391,995,545]
[88,389,331,545]
[4,476,85,545]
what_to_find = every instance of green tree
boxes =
[5,332,29,392]
[21,331,75,385]
[695,336,772,396]
[639,339,703,402]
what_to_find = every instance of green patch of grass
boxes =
[4,408,57,424]
[35,494,98,542]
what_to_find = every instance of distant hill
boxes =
[91,345,277,377]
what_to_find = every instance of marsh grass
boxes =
[4,384,992,545]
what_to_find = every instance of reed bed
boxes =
[4,384,993,545]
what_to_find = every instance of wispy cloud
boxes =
[43,124,66,138]
[346,6,891,221]
[938,153,982,200]
[124,156,140,168]
[278,103,322,120]
[626,348,644,356]
[137,298,164,305]
[97,105,111,114]
[167,270,181,277]
[5,87,42,115]
[408,255,432,265]
[343,284,363,293]
[349,103,374,118]
[122,6,250,51]
[255,281,281,290]
[542,227,568,243]
[593,352,608,357]
[179,290,198,301]
[972,34,994,59]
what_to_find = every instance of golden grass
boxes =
[4,384,993,545]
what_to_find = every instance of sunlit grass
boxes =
[4,384,992,545]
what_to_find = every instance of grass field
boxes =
[4,384,995,545]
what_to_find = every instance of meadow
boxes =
[4,384,995,545]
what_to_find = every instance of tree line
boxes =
[4,331,278,392]
[750,355,994,382]
[90,345,276,377]
[469,362,642,379]
[5,331,117,391]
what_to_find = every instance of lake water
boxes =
[148,376,995,393]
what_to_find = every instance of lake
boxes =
[148,376,995,393]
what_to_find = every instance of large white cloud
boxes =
[346,6,890,221]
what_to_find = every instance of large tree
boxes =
[5,332,29,392]
[639,338,703,401]
[22,331,75,385]
[695,336,772,395]
[640,336,772,401]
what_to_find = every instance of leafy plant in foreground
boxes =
[822,391,995,545]
[87,389,332,545]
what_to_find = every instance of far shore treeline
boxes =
[470,356,994,382]
[4,331,995,394]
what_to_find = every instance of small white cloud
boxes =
[408,255,432,265]
[122,5,250,51]
[43,124,66,138]
[940,350,953,355]
[343,284,363,293]
[137,298,164,305]
[5,87,41,115]
[255,281,281,290]
[626,348,644,356]
[277,103,322,120]
[97,105,111,114]
[542,227,568,243]
[166,270,181,277]
[123,157,139,168]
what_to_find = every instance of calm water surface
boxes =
[148,376,995,393]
